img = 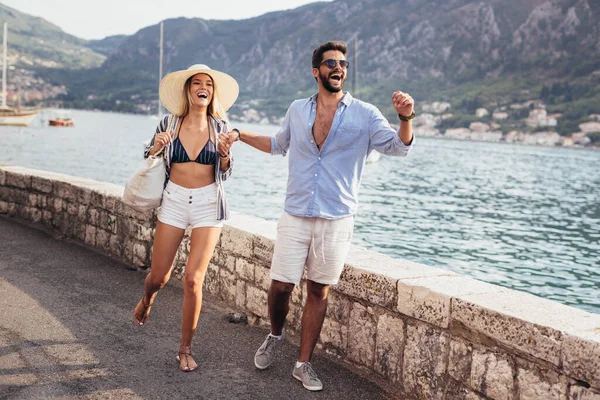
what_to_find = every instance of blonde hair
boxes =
[179,73,228,122]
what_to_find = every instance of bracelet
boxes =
[219,152,230,158]
[232,128,241,142]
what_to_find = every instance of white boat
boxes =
[0,23,41,127]
[0,107,40,126]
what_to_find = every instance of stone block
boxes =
[6,170,31,189]
[375,313,405,382]
[235,258,255,281]
[0,201,8,214]
[6,202,16,217]
[205,263,220,295]
[78,205,87,221]
[41,210,52,227]
[0,169,5,185]
[326,291,351,325]
[85,225,97,246]
[397,275,506,328]
[253,234,275,263]
[220,225,253,259]
[134,223,153,242]
[320,317,348,353]
[403,322,449,400]
[88,208,100,226]
[570,386,600,400]
[291,283,303,305]
[77,187,92,205]
[31,176,53,194]
[109,235,122,257]
[107,214,118,234]
[219,268,236,304]
[452,297,562,366]
[448,338,472,383]
[27,194,38,207]
[55,182,77,202]
[444,380,485,400]
[116,199,153,221]
[96,229,110,252]
[133,243,147,266]
[254,266,271,291]
[30,208,41,223]
[246,285,268,318]
[53,198,64,213]
[562,331,600,389]
[235,280,246,308]
[74,221,86,242]
[347,302,377,368]
[470,350,514,400]
[337,266,397,309]
[221,252,236,273]
[516,366,567,400]
[66,202,78,216]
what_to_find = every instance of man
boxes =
[218,41,415,391]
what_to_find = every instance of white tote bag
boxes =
[122,115,174,212]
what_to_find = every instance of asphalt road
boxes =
[0,216,388,400]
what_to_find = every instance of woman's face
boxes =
[189,73,214,108]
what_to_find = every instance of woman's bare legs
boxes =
[133,221,185,325]
[178,225,221,371]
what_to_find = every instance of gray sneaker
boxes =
[254,333,283,370]
[292,362,323,391]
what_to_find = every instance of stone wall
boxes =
[1,165,599,400]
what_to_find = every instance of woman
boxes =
[133,64,239,372]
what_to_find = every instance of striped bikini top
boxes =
[170,119,217,165]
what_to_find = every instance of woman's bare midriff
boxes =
[169,163,215,188]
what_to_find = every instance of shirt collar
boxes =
[309,91,353,107]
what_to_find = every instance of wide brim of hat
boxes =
[159,67,239,115]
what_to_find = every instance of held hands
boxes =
[392,91,414,118]
[217,130,238,157]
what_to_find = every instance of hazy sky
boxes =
[4,0,332,40]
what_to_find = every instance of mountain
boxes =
[9,0,600,135]
[0,3,105,68]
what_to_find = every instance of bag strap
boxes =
[153,114,175,159]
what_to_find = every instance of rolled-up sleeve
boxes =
[270,106,293,156]
[368,107,413,156]
[219,120,234,180]
[144,115,170,158]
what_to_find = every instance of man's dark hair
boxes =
[311,41,348,69]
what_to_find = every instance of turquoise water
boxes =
[1,109,599,313]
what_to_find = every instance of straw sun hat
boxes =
[159,64,239,115]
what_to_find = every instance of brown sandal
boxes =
[133,296,153,326]
[176,345,197,372]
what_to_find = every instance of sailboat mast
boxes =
[158,21,164,116]
[2,22,7,108]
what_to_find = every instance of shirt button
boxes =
[314,173,318,176]
[310,140,314,143]
[318,157,321,160]
[311,191,314,194]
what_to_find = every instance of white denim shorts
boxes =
[157,181,223,229]
[270,212,354,285]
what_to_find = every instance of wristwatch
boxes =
[232,128,241,142]
[398,111,416,121]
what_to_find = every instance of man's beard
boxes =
[319,70,344,93]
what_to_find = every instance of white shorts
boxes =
[157,181,223,229]
[270,212,354,286]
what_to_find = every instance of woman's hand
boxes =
[218,131,237,157]
[149,132,170,155]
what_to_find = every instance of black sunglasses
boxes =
[320,59,350,69]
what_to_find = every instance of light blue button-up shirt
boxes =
[270,92,414,219]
